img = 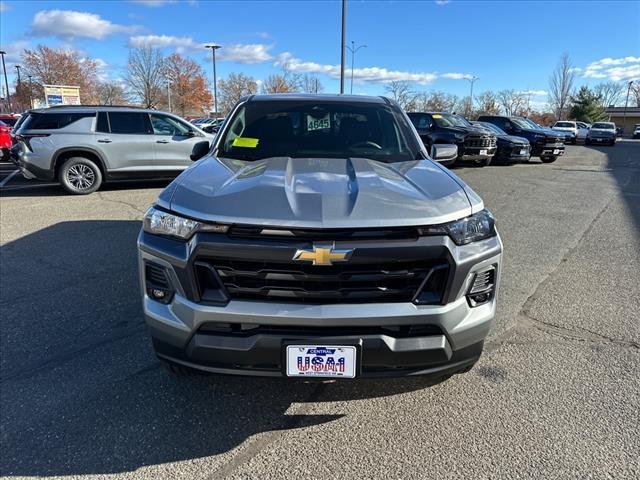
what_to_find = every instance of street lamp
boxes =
[623,80,634,135]
[339,0,346,94]
[205,44,221,116]
[347,41,367,94]
[14,65,22,111]
[466,75,479,104]
[0,50,11,112]
[166,79,172,113]
[28,75,33,109]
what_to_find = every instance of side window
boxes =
[411,115,432,133]
[96,112,110,133]
[108,112,152,134]
[150,114,191,136]
[22,112,95,130]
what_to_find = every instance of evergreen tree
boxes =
[570,86,606,123]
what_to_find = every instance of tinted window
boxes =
[21,112,95,130]
[555,122,575,128]
[96,112,110,133]
[150,114,191,136]
[0,117,18,126]
[408,113,433,132]
[591,122,615,129]
[108,112,152,134]
[218,100,422,163]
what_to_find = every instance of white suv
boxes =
[552,121,578,144]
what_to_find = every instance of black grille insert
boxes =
[465,136,496,148]
[198,323,443,338]
[195,258,449,304]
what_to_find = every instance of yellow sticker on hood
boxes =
[432,114,442,119]
[232,137,259,148]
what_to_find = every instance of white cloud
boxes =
[441,72,473,80]
[568,67,582,73]
[128,34,203,53]
[276,53,472,85]
[435,0,451,4]
[583,56,640,81]
[218,44,274,64]
[31,10,136,39]
[1,41,29,65]
[129,0,176,6]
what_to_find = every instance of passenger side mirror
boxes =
[431,144,458,162]
[185,130,196,137]
[190,140,210,161]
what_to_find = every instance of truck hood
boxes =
[164,156,476,228]
[441,125,492,137]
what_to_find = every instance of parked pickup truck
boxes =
[408,112,497,167]
[477,115,565,163]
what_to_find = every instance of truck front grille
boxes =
[195,258,449,304]
[465,136,496,148]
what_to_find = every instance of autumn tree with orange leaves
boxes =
[164,53,212,116]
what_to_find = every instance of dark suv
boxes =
[477,115,565,163]
[408,112,497,167]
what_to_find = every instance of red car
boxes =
[0,121,12,161]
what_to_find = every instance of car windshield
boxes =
[555,122,574,128]
[217,99,422,162]
[591,123,615,129]
[432,113,471,128]
[475,122,505,135]
[511,117,539,130]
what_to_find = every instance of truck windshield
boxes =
[432,113,471,128]
[511,118,538,130]
[555,122,574,128]
[591,123,614,130]
[217,100,422,162]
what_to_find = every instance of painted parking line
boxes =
[0,170,19,188]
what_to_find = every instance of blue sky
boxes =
[1,0,639,108]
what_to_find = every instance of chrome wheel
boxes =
[66,164,96,190]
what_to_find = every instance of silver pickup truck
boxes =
[138,94,503,380]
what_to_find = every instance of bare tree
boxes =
[475,91,501,117]
[413,91,459,112]
[632,83,640,107]
[593,81,624,108]
[497,89,527,116]
[261,62,302,94]
[98,81,128,105]
[302,74,324,94]
[548,53,576,120]
[217,72,258,114]
[384,81,416,110]
[125,44,166,108]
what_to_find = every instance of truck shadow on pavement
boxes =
[0,220,443,477]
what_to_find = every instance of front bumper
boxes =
[138,231,503,378]
[458,146,497,162]
[531,144,565,157]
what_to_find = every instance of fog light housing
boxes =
[145,263,174,304]
[466,267,496,307]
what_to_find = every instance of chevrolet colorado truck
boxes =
[138,94,503,379]
[407,112,497,167]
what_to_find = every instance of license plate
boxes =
[286,345,357,378]
[519,149,527,155]
[553,149,560,154]
[480,149,487,155]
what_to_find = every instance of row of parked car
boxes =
[1,98,626,195]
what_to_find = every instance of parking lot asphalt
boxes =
[1,141,639,479]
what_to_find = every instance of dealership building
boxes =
[605,106,640,135]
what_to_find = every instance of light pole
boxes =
[28,75,33,109]
[167,80,172,113]
[339,0,346,94]
[623,80,634,135]
[205,44,221,116]
[347,41,366,94]
[466,75,479,104]
[0,50,11,112]
[14,65,22,111]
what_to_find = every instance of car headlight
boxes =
[143,206,228,240]
[418,209,496,245]
[534,134,546,142]
[454,134,465,141]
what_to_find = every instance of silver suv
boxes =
[11,106,212,194]
[138,94,503,380]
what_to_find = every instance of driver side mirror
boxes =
[185,130,196,137]
[190,140,210,161]
[431,144,458,162]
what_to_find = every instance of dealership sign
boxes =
[43,85,81,107]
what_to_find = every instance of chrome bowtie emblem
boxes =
[293,244,353,266]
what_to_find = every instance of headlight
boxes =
[534,134,546,142]
[419,209,496,245]
[454,134,465,141]
[143,206,228,240]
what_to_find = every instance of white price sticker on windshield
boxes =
[307,114,330,131]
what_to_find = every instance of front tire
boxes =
[59,157,102,195]
[541,156,558,163]
[475,157,492,167]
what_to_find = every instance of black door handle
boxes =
[97,139,112,143]
[156,140,170,144]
